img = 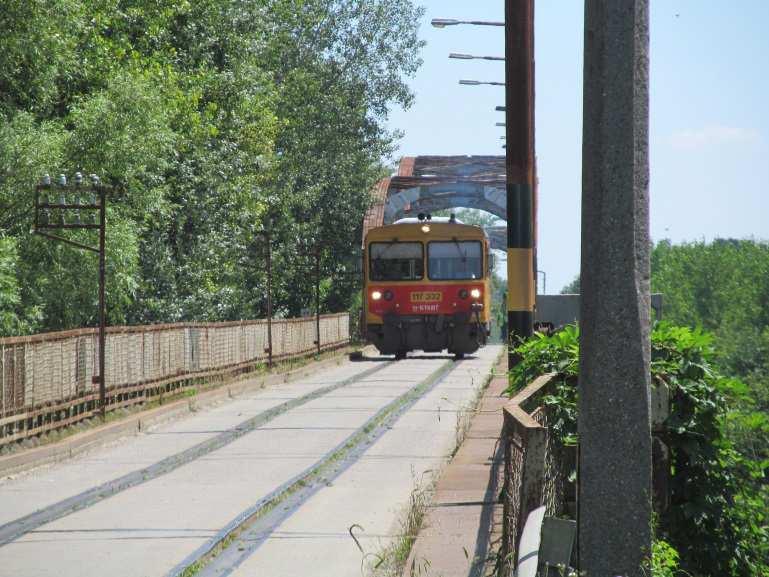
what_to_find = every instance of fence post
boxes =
[265,229,273,367]
[314,246,321,356]
[516,426,547,557]
[1,344,5,417]
[501,427,514,572]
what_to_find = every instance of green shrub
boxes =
[647,539,680,577]
[508,323,769,577]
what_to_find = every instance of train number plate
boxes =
[410,291,442,303]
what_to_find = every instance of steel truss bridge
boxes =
[362,155,507,250]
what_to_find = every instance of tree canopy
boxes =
[0,0,425,334]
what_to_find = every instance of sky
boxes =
[387,1,769,294]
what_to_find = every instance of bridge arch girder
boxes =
[484,226,507,251]
[362,156,508,246]
[384,182,506,224]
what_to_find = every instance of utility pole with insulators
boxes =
[34,173,109,418]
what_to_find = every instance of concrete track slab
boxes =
[224,346,502,577]
[0,357,448,577]
[0,360,375,527]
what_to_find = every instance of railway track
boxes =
[0,362,393,547]
[0,347,502,577]
[180,357,458,577]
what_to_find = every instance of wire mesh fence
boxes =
[0,313,349,447]
[499,374,572,574]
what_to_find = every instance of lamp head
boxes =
[431,18,458,28]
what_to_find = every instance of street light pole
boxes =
[432,9,533,364]
[505,0,536,366]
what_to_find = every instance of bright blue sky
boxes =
[388,1,769,293]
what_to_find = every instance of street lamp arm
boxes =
[466,20,504,26]
[431,18,504,28]
[460,80,506,86]
[450,53,505,61]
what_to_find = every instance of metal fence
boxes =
[499,373,574,574]
[0,314,349,446]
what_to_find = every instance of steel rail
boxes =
[171,356,462,577]
[0,360,392,546]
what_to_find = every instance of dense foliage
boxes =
[561,239,769,387]
[560,275,580,294]
[508,323,769,577]
[561,239,769,470]
[651,239,769,462]
[0,0,425,335]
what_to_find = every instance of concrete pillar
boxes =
[578,1,652,576]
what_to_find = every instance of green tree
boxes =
[0,0,425,334]
[560,275,580,294]
[0,236,35,334]
[433,207,503,228]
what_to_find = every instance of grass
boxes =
[364,349,504,577]
[367,471,437,577]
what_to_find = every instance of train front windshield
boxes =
[369,242,424,281]
[428,241,483,280]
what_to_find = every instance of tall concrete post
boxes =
[578,1,652,575]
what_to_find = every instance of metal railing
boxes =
[499,373,574,574]
[0,314,349,446]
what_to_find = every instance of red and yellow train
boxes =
[363,214,491,359]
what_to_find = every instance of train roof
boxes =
[392,217,461,224]
[365,219,488,243]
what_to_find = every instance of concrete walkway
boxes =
[403,356,508,577]
[0,347,501,577]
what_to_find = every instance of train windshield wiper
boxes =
[452,238,467,262]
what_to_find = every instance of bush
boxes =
[508,323,769,577]
[647,539,680,577]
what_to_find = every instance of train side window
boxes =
[369,242,424,281]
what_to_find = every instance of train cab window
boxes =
[369,242,424,281]
[428,241,483,280]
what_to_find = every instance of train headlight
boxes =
[458,288,468,299]
[470,288,481,299]
[383,290,394,301]
[371,290,382,301]
[421,224,430,233]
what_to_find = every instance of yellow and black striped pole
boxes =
[507,185,534,356]
[505,0,536,365]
